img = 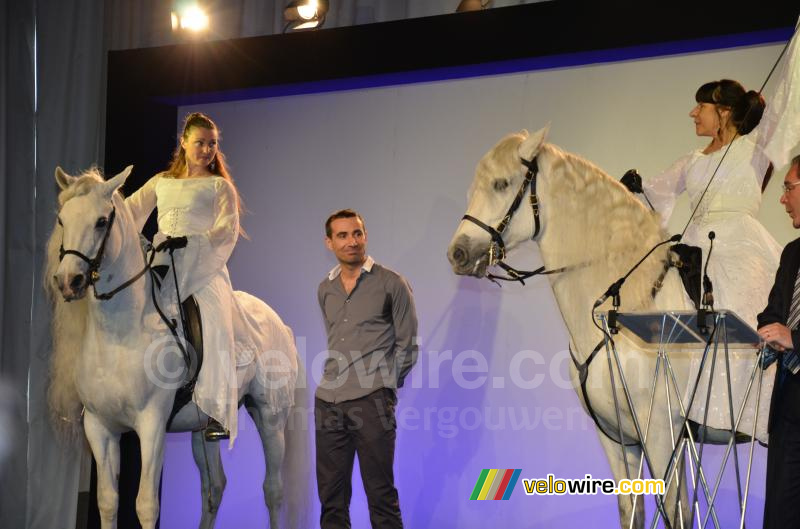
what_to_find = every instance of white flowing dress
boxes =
[644,29,800,441]
[127,174,264,444]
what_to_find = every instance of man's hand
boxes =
[758,323,793,352]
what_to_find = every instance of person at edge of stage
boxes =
[316,208,418,529]
[758,153,800,529]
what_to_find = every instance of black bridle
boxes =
[462,156,566,285]
[58,207,150,301]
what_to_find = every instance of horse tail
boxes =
[282,324,314,529]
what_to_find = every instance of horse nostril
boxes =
[69,273,85,290]
[450,246,468,267]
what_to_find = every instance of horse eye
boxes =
[494,179,510,192]
[95,217,108,229]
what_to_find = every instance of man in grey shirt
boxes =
[316,208,418,529]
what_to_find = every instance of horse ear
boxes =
[103,165,133,196]
[518,124,550,160]
[55,166,76,190]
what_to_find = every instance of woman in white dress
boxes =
[641,32,800,439]
[126,112,252,444]
[646,79,780,326]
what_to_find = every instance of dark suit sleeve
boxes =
[758,246,791,328]
[758,240,800,348]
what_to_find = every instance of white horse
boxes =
[46,166,309,529]
[447,127,730,528]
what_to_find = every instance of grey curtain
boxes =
[28,1,108,527]
[1,0,37,527]
[2,0,106,528]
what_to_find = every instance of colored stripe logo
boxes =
[470,469,521,500]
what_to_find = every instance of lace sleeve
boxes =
[205,177,239,262]
[643,153,692,227]
[124,174,159,232]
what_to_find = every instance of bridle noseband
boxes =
[58,206,151,301]
[59,207,117,288]
[461,156,560,285]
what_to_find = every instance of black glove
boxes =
[155,236,188,253]
[620,169,643,194]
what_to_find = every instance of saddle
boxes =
[151,265,204,430]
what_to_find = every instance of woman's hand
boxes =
[620,169,644,193]
[155,236,188,253]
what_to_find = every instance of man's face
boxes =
[780,163,800,229]
[325,216,367,266]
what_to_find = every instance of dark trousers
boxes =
[315,388,403,529]
[764,369,800,529]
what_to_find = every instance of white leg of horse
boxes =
[247,403,289,529]
[644,436,690,529]
[597,434,645,529]
[135,420,167,529]
[191,430,226,529]
[599,431,691,529]
[84,412,121,529]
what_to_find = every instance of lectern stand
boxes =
[598,310,766,529]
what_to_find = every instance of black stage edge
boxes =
[100,2,798,527]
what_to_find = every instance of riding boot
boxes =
[204,418,229,442]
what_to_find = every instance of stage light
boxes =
[456,0,492,12]
[171,2,210,33]
[283,0,329,32]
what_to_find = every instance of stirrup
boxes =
[204,419,230,442]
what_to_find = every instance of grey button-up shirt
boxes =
[316,256,418,403]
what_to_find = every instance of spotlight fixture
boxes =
[171,1,210,33]
[283,0,329,33]
[456,0,492,12]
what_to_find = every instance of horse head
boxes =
[448,126,549,277]
[52,165,132,301]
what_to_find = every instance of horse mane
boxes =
[538,141,668,313]
[44,167,106,440]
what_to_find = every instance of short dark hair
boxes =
[325,209,365,238]
[793,154,800,169]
